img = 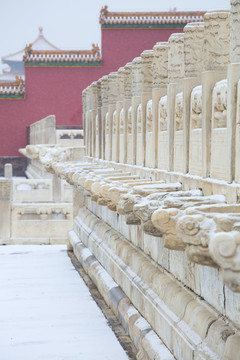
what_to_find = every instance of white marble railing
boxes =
[83,8,240,186]
[12,178,52,202]
[56,129,84,147]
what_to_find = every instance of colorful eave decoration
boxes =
[23,44,102,67]
[0,76,25,100]
[99,5,205,29]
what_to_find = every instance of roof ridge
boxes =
[99,5,206,25]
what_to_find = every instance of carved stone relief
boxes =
[204,10,230,71]
[112,110,117,134]
[137,104,142,133]
[230,0,240,62]
[105,112,110,134]
[108,72,118,104]
[117,67,125,101]
[123,63,132,99]
[132,57,142,96]
[146,100,152,132]
[184,22,205,79]
[159,96,168,131]
[120,108,124,135]
[152,42,168,88]
[191,86,202,129]
[128,106,132,134]
[141,50,154,93]
[175,92,183,131]
[95,114,99,135]
[212,79,227,128]
[101,76,109,107]
[168,33,184,82]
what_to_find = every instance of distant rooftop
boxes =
[99,5,205,28]
[2,27,59,63]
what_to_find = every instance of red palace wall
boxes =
[0,26,184,156]
[101,27,183,76]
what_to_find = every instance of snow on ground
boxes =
[0,245,129,360]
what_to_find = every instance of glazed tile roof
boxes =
[23,44,101,65]
[0,76,25,98]
[99,5,205,26]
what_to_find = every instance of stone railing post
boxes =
[152,42,168,169]
[84,87,91,156]
[115,67,125,163]
[89,82,98,158]
[97,80,102,159]
[132,57,142,165]
[168,33,184,172]
[141,50,154,168]
[82,89,87,149]
[123,63,132,164]
[202,10,230,178]
[184,22,205,175]
[101,76,109,160]
[107,72,118,161]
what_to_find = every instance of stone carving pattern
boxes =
[213,79,227,128]
[108,73,118,104]
[159,96,168,131]
[168,34,184,82]
[152,42,168,88]
[105,112,110,134]
[95,114,99,135]
[112,110,117,134]
[231,0,240,62]
[204,11,230,71]
[175,92,183,131]
[124,63,132,99]
[184,22,205,78]
[101,76,108,106]
[120,108,124,134]
[191,86,202,129]
[97,81,102,107]
[141,50,153,93]
[132,58,142,96]
[137,104,142,133]
[117,68,125,101]
[128,107,132,134]
[146,100,152,132]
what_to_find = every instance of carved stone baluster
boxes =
[123,63,132,164]
[168,33,184,171]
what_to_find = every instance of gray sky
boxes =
[0,0,230,66]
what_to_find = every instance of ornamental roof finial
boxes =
[99,5,108,24]
[15,76,24,87]
[24,43,33,55]
[92,43,100,55]
[39,26,43,34]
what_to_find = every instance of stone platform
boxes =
[0,245,130,360]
